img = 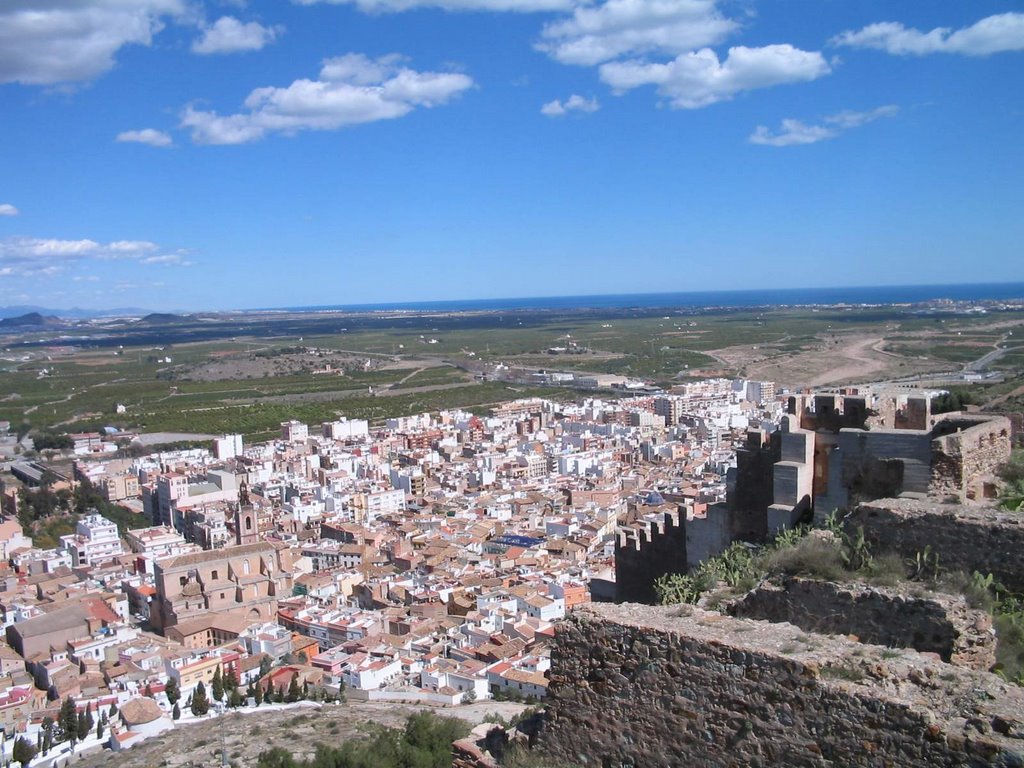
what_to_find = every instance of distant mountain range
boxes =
[0,312,65,328]
[0,305,153,320]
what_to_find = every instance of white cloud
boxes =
[750,104,899,147]
[0,236,178,276]
[541,94,600,116]
[142,253,194,266]
[181,53,474,145]
[116,129,174,147]
[832,12,1024,57]
[0,204,19,217]
[600,44,830,109]
[0,0,187,86]
[294,0,571,13]
[538,0,737,66]
[192,16,282,55]
[824,104,899,129]
[749,120,836,147]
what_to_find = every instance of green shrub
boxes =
[761,536,845,582]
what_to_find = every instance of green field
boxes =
[3,304,1022,440]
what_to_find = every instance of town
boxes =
[0,377,788,762]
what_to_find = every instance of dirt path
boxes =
[807,337,891,387]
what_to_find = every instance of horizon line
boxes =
[5,279,1024,317]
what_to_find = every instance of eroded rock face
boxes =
[727,577,996,670]
[540,604,1024,768]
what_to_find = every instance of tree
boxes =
[165,675,180,706]
[259,656,273,678]
[228,689,244,709]
[108,703,118,718]
[13,736,38,766]
[254,683,264,706]
[40,718,54,755]
[286,675,301,703]
[191,682,209,716]
[95,718,105,742]
[223,666,239,694]
[75,709,90,742]
[172,703,180,721]
[57,697,78,745]
[211,665,224,702]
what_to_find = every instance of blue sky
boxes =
[1,0,1022,311]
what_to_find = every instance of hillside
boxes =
[73,700,528,768]
[0,312,64,328]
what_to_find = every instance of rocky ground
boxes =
[69,700,529,768]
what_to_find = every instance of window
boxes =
[246,516,253,531]
[211,570,219,580]
[179,577,187,586]
[243,559,250,576]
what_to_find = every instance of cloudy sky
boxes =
[1,0,1022,310]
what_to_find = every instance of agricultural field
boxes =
[3,304,1023,441]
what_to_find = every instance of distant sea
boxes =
[281,282,1024,314]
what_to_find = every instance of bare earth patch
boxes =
[708,334,953,389]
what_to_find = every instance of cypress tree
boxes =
[165,675,180,705]
[12,736,37,766]
[286,675,300,703]
[58,697,77,745]
[224,666,239,693]
[191,681,209,716]
[76,709,89,742]
[211,666,224,702]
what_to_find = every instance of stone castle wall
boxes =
[541,603,1024,768]
[929,416,1012,502]
[847,498,1024,594]
[614,510,689,604]
[727,577,995,670]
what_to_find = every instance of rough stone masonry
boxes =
[540,603,1024,768]
[727,577,996,670]
[847,498,1024,594]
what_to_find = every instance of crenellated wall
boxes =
[615,509,689,604]
[540,603,1024,768]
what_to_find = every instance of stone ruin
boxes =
[727,576,996,670]
[615,388,1014,604]
[532,496,1024,766]
[540,603,1024,768]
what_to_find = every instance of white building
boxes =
[281,420,309,443]
[343,653,402,690]
[356,488,406,523]
[322,419,369,440]
[214,434,244,460]
[59,512,124,567]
